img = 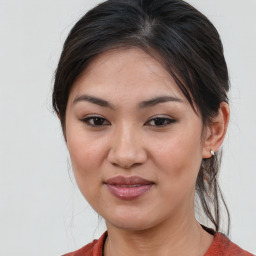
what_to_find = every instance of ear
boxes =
[57,111,61,120]
[202,102,230,159]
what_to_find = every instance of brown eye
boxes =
[82,116,110,127]
[146,117,176,127]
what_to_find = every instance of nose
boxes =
[107,124,147,169]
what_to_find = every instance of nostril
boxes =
[109,155,138,169]
[107,147,147,169]
[107,131,147,168]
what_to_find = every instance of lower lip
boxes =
[106,184,153,200]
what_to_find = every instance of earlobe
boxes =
[202,102,230,159]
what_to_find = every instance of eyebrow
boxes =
[73,94,183,109]
[138,96,183,108]
[73,95,115,109]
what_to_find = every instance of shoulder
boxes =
[205,231,254,256]
[62,232,107,256]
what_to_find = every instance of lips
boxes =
[105,176,154,200]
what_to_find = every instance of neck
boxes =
[104,216,213,256]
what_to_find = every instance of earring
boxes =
[210,150,215,156]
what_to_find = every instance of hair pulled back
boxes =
[53,0,230,234]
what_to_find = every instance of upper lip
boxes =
[105,175,154,185]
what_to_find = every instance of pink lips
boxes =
[105,176,154,200]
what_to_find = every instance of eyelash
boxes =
[145,117,176,126]
[81,116,110,127]
[81,115,176,128]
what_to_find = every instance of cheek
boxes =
[65,125,107,195]
[66,120,104,167]
[151,128,203,189]
[150,134,202,213]
[67,137,98,173]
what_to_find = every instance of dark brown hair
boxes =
[53,0,230,234]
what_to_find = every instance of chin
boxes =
[108,218,153,231]
[104,207,160,232]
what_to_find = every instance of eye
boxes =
[145,117,176,127]
[81,116,110,127]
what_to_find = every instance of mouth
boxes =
[105,176,154,200]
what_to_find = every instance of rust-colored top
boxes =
[63,226,254,256]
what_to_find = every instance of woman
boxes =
[53,0,254,255]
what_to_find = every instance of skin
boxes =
[64,48,229,256]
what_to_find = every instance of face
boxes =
[65,48,207,231]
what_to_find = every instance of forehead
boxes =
[68,47,187,104]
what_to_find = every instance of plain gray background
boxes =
[0,0,255,255]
